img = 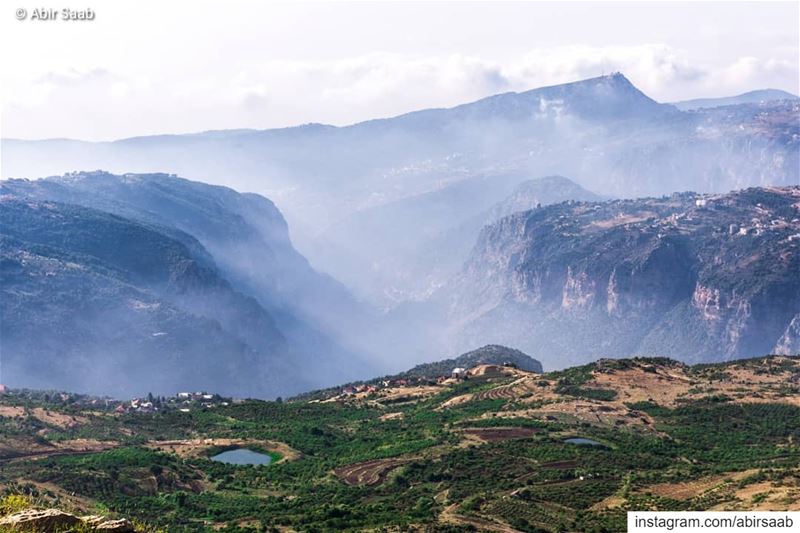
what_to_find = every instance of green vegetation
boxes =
[1,356,798,531]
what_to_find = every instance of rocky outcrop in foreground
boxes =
[0,508,135,532]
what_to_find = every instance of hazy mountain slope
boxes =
[445,187,800,368]
[315,172,532,304]
[0,197,314,397]
[402,344,543,377]
[487,175,605,220]
[408,176,605,299]
[0,172,383,367]
[3,75,797,309]
[673,89,798,110]
[3,74,796,237]
[335,175,603,305]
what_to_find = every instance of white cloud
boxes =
[1,1,797,140]
[216,45,798,122]
[2,47,797,140]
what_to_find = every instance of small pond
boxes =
[564,437,603,446]
[210,448,273,465]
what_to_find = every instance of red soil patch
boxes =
[460,427,538,442]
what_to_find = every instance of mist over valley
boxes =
[1,74,798,397]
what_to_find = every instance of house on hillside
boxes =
[451,367,468,379]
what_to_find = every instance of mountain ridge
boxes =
[673,88,799,111]
[444,186,800,368]
[2,73,666,144]
[5,74,795,311]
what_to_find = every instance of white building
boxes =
[451,367,468,379]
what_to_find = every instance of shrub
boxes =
[0,494,32,516]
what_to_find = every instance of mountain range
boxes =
[4,73,797,306]
[1,73,799,396]
[672,88,798,110]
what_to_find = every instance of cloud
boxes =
[230,53,514,120]
[37,68,120,87]
[226,45,794,116]
[505,45,707,91]
[3,45,798,140]
[713,56,797,88]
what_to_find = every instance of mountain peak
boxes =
[510,71,674,121]
[520,71,636,95]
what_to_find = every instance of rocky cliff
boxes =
[446,187,800,368]
[0,191,370,397]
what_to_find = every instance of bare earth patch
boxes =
[731,480,800,511]
[0,406,89,429]
[524,399,656,430]
[31,408,89,428]
[0,438,117,464]
[147,438,300,463]
[324,385,443,406]
[0,406,26,418]
[588,368,692,407]
[440,393,474,409]
[588,358,800,408]
[440,503,523,533]
[646,474,736,501]
[459,427,538,443]
[590,495,625,510]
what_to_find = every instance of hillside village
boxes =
[0,388,233,416]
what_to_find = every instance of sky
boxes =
[1,1,798,141]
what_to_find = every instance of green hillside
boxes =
[1,355,798,531]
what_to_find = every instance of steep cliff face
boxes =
[447,187,800,368]
[775,315,800,355]
[0,186,374,397]
[1,172,380,369]
[0,198,292,396]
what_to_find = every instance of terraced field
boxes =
[472,377,539,401]
[334,458,409,486]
